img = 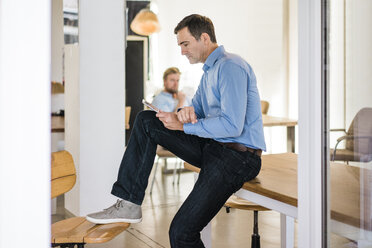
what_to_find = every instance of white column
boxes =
[0,0,51,247]
[298,0,324,247]
[64,44,81,215]
[65,0,126,216]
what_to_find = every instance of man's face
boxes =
[177,27,206,64]
[164,73,180,94]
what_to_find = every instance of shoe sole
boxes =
[86,216,142,224]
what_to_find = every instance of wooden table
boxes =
[51,114,131,132]
[52,116,65,133]
[262,115,297,152]
[187,153,370,247]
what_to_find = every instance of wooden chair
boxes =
[51,151,130,248]
[331,107,372,163]
[260,100,269,115]
[149,145,182,194]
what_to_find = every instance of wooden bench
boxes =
[51,151,130,248]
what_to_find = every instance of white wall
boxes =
[329,0,372,148]
[64,0,126,216]
[52,0,64,83]
[156,0,284,105]
[51,0,65,153]
[345,0,372,123]
[0,0,51,247]
[329,0,346,147]
[154,0,298,153]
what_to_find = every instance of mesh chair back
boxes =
[346,107,372,155]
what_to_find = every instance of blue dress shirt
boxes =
[183,46,266,151]
[152,91,191,112]
[152,91,178,112]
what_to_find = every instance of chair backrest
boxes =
[51,150,76,199]
[260,100,269,115]
[346,107,372,154]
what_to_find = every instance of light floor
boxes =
[53,160,353,248]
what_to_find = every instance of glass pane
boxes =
[327,0,372,247]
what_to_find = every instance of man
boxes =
[87,14,266,248]
[152,67,190,112]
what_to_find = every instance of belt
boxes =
[218,142,262,157]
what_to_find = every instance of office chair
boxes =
[331,107,372,163]
[225,196,270,248]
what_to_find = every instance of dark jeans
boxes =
[111,110,261,248]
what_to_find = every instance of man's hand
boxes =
[174,91,186,112]
[156,111,184,131]
[175,91,186,103]
[177,106,198,124]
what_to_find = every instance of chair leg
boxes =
[150,156,160,194]
[163,157,168,172]
[172,158,178,185]
[225,206,231,213]
[251,210,260,248]
[172,158,182,185]
[177,160,181,184]
[59,244,76,248]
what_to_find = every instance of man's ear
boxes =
[201,33,210,44]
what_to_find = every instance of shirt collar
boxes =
[202,45,225,72]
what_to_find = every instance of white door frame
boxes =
[298,0,325,247]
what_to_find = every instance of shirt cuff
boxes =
[183,123,197,135]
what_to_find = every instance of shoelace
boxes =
[104,199,123,212]
[115,199,123,208]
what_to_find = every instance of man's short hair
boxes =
[174,14,217,43]
[163,67,181,81]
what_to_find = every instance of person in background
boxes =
[86,14,266,248]
[151,67,190,112]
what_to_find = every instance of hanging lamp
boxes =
[130,7,160,36]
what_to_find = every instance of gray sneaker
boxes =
[86,199,142,224]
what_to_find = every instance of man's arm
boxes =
[174,91,186,112]
[190,82,204,118]
[176,82,204,124]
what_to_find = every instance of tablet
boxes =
[142,99,159,113]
